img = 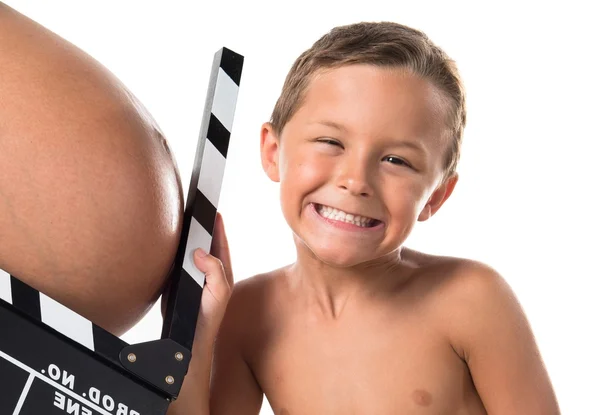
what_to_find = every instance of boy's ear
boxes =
[418,173,459,222]
[260,122,281,182]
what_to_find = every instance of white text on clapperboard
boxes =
[47,364,141,415]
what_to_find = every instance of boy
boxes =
[172,21,560,414]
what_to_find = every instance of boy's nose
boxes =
[338,179,371,197]
[336,163,373,197]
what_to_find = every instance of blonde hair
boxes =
[270,21,467,180]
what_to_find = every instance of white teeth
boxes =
[316,204,375,227]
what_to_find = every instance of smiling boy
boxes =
[170,21,560,414]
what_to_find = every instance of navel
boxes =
[411,389,433,406]
[279,409,290,415]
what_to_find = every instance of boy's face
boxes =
[261,64,457,267]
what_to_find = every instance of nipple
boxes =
[411,389,433,406]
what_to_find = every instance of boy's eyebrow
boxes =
[310,120,349,132]
[389,140,428,156]
[310,120,428,154]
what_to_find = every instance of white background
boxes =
[4,1,599,413]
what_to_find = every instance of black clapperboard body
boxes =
[0,47,243,415]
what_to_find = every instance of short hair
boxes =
[270,21,467,181]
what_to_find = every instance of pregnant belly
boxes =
[0,4,183,336]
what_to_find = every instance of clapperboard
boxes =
[0,47,243,415]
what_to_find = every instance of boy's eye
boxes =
[383,156,410,167]
[317,138,342,147]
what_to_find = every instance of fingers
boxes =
[187,213,234,335]
[193,248,232,302]
[191,247,231,336]
[210,212,234,287]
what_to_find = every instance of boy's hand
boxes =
[169,214,261,415]
[166,213,234,415]
[193,212,234,336]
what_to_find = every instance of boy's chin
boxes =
[293,233,380,268]
[305,244,372,269]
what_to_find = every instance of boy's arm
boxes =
[449,262,560,414]
[165,319,219,415]
[209,281,264,414]
[166,299,263,415]
[166,214,262,414]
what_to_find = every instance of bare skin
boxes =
[211,251,557,414]
[169,64,560,414]
[0,3,183,335]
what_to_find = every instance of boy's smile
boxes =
[312,203,381,228]
[309,202,384,235]
[261,64,457,269]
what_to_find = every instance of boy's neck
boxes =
[286,237,412,320]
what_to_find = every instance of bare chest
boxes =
[249,316,486,415]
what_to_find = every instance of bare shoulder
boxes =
[403,248,512,302]
[219,266,289,348]
[400,248,524,352]
[208,268,289,414]
[402,248,560,413]
[429,253,517,319]
[227,267,288,317]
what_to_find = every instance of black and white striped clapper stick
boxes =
[161,46,243,350]
[0,47,244,415]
